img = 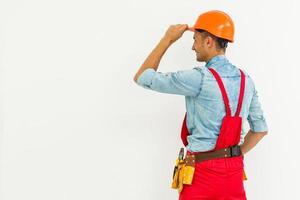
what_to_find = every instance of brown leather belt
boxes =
[184,145,242,165]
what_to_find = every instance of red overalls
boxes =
[179,68,247,200]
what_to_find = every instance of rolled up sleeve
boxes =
[247,83,268,133]
[136,68,203,97]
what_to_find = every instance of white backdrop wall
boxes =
[0,0,299,199]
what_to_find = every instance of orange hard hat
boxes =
[188,10,235,42]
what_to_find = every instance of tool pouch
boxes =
[171,149,195,193]
[182,154,195,185]
[171,158,185,192]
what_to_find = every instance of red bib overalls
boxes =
[179,68,247,200]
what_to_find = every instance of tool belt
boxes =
[171,145,244,193]
[191,144,242,162]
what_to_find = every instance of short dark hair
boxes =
[195,29,229,52]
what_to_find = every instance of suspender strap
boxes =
[209,68,231,116]
[208,68,246,117]
[235,69,245,117]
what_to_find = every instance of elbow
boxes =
[260,130,268,135]
[262,131,268,136]
[134,72,142,83]
[259,131,268,138]
[250,130,268,136]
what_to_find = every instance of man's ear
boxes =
[206,36,214,48]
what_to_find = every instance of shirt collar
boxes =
[205,54,229,68]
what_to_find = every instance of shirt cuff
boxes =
[136,68,156,89]
[249,117,269,133]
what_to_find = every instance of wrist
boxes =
[240,145,246,156]
[161,36,173,46]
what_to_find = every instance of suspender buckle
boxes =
[230,145,241,157]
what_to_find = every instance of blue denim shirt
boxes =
[136,55,268,152]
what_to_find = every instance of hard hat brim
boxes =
[187,26,234,42]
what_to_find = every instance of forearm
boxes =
[133,36,172,82]
[240,130,268,155]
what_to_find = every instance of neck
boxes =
[205,52,225,63]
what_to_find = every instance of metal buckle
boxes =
[230,145,241,157]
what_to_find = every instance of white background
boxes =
[0,0,299,199]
